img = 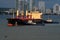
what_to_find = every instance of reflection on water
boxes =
[0,14,60,40]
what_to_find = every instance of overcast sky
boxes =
[0,0,60,8]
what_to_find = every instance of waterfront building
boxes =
[46,8,51,14]
[58,6,60,14]
[53,4,60,14]
[38,1,45,14]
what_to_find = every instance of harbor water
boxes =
[0,14,60,40]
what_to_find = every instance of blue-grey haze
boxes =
[0,0,60,8]
[0,0,15,8]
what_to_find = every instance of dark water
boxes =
[0,14,60,40]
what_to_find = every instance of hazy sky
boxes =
[0,0,15,8]
[0,0,60,8]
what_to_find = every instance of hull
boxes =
[7,18,45,26]
[7,18,59,26]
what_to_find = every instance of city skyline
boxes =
[0,0,60,8]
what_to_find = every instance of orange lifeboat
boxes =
[8,23,13,27]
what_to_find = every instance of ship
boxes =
[7,10,44,26]
[7,0,59,26]
[7,9,59,26]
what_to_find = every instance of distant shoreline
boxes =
[43,13,60,15]
[0,12,60,16]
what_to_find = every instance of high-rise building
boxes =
[38,1,45,13]
[18,0,28,10]
[28,0,33,11]
[53,4,60,14]
[18,0,24,11]
[27,0,35,11]
[15,0,19,11]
